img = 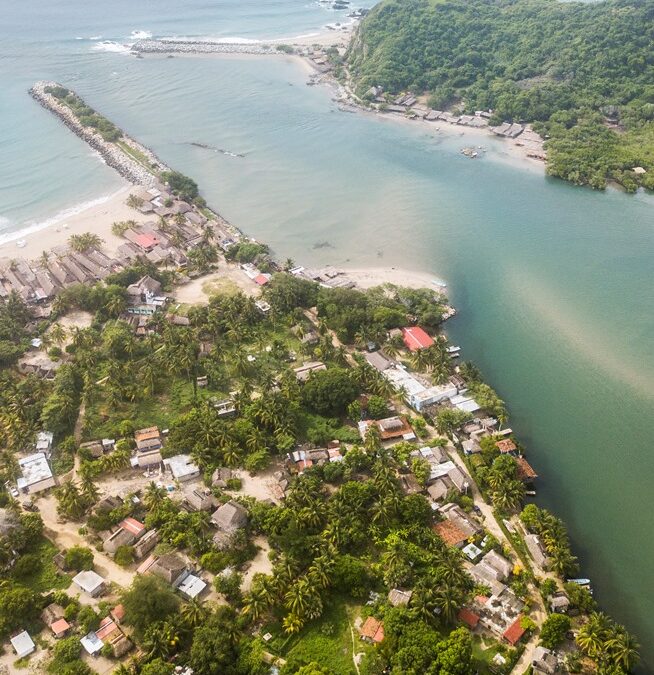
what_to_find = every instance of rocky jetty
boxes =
[29,81,166,187]
[131,39,280,56]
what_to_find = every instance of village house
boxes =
[525,533,550,569]
[470,550,513,587]
[458,607,481,630]
[184,486,217,512]
[496,439,518,455]
[134,426,162,451]
[133,529,159,559]
[94,616,132,658]
[515,456,538,482]
[50,618,71,639]
[10,631,36,659]
[383,365,457,412]
[477,586,525,639]
[294,361,327,382]
[532,646,559,675]
[439,502,482,538]
[401,326,434,351]
[388,588,413,607]
[16,452,55,494]
[147,553,188,586]
[211,466,236,487]
[503,616,527,646]
[433,519,470,548]
[18,352,61,379]
[163,454,200,483]
[103,517,146,555]
[359,616,385,643]
[72,570,106,597]
[549,591,570,614]
[211,500,249,549]
[358,416,416,442]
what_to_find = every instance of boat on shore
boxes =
[568,578,591,586]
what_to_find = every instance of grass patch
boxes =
[82,377,205,440]
[11,537,71,593]
[272,600,364,675]
[201,277,242,298]
[116,141,155,171]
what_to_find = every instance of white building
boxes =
[17,453,55,494]
[10,631,36,658]
[177,573,207,599]
[383,365,457,411]
[163,454,200,483]
[72,570,106,597]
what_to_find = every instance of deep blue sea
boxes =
[2,1,654,667]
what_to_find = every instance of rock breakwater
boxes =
[131,39,281,56]
[29,81,167,187]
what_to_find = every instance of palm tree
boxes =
[49,322,67,346]
[576,613,612,659]
[80,476,99,503]
[606,627,640,671]
[282,612,304,635]
[181,598,208,628]
[434,583,462,625]
[242,586,268,623]
[143,481,167,511]
[491,479,525,513]
[285,578,312,617]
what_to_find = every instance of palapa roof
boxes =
[515,456,538,481]
[211,500,248,532]
[496,439,517,454]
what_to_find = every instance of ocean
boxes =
[2,0,654,667]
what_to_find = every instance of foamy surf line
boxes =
[0,189,127,248]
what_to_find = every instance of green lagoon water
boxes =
[1,1,653,667]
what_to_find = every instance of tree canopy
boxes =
[348,0,654,190]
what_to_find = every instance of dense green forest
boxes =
[347,0,654,190]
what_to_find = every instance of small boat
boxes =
[16,240,26,248]
[446,346,461,354]
[568,578,591,586]
[525,490,537,496]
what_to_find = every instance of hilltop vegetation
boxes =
[347,0,654,190]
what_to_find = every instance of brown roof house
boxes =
[211,500,249,550]
[149,553,188,586]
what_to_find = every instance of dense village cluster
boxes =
[0,86,640,675]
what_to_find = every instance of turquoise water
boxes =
[2,1,654,667]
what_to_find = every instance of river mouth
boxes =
[2,1,654,667]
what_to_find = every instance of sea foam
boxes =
[130,30,153,40]
[92,40,131,54]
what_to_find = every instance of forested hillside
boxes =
[347,0,654,190]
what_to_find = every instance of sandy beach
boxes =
[0,184,152,264]
[342,266,445,291]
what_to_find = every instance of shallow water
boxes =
[2,1,654,667]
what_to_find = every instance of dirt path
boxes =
[38,493,135,589]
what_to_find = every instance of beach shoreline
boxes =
[129,25,546,172]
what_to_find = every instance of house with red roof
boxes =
[134,233,160,252]
[401,326,434,351]
[502,617,527,646]
[360,616,385,643]
[458,607,480,630]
